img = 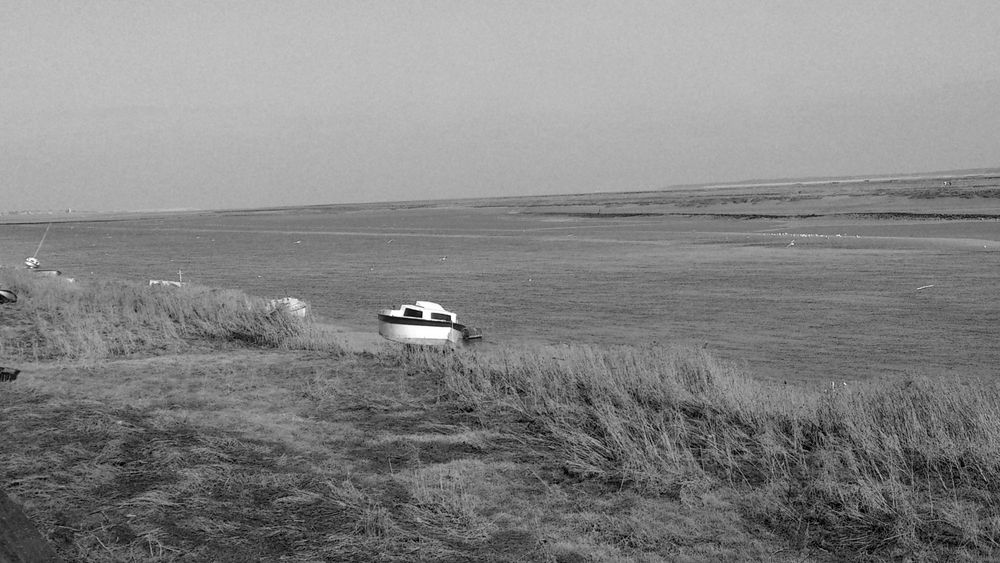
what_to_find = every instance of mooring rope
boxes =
[32,222,52,258]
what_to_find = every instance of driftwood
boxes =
[0,490,61,562]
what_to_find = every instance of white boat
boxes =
[150,270,187,287]
[268,297,309,318]
[377,301,482,346]
[24,256,74,282]
[149,280,186,287]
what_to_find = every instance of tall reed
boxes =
[397,342,1000,558]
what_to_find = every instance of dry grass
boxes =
[3,270,999,561]
[0,268,307,360]
[399,343,1000,560]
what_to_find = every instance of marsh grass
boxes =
[0,268,305,360]
[396,343,1000,559]
[3,269,999,560]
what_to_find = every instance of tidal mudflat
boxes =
[3,174,998,383]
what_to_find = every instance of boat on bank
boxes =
[377,301,482,345]
[149,269,187,288]
[149,279,186,287]
[268,297,309,318]
[24,256,74,282]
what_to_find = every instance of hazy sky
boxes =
[3,1,999,212]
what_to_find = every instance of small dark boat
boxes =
[0,289,16,304]
[1,367,19,382]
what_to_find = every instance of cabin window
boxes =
[430,312,452,322]
[403,308,423,318]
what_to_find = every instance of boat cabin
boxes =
[397,301,456,324]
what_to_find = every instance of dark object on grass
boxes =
[461,326,484,341]
[0,368,19,382]
[0,489,62,562]
[0,289,16,304]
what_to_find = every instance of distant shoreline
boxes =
[3,166,998,223]
[672,167,1000,190]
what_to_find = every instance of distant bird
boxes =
[787,240,796,247]
[385,239,393,245]
[440,256,447,261]
[294,240,302,244]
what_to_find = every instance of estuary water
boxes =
[2,203,998,384]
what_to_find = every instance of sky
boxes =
[2,1,999,212]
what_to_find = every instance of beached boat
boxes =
[268,297,309,318]
[149,279,186,287]
[378,301,482,345]
[24,256,74,282]
[149,269,187,287]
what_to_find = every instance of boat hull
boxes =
[377,314,462,346]
[269,297,309,318]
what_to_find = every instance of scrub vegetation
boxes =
[0,269,304,360]
[3,268,998,561]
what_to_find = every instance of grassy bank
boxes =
[0,268,311,360]
[2,270,998,561]
[403,344,1000,558]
